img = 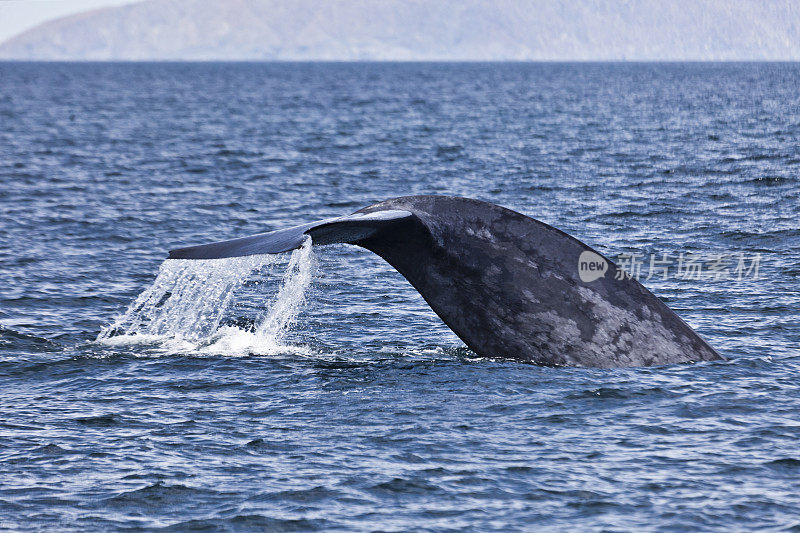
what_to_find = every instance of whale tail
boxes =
[167,195,723,368]
[168,209,414,259]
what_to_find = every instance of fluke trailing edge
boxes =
[169,195,723,368]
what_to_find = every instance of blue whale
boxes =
[169,195,723,368]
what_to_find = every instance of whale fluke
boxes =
[168,195,723,368]
[168,209,414,259]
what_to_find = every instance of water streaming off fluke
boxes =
[97,237,315,355]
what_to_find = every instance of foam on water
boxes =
[97,237,315,356]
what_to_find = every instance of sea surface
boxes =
[1,63,798,531]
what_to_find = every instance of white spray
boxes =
[97,237,315,355]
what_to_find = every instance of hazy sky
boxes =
[0,0,134,43]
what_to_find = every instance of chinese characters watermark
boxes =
[579,251,762,282]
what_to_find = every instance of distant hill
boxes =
[1,0,799,61]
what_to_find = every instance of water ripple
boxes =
[0,62,798,531]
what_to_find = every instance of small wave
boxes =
[369,477,440,495]
[743,176,795,186]
[32,443,77,456]
[255,486,344,503]
[435,144,464,160]
[0,326,60,352]
[765,458,800,470]
[75,414,120,426]
[103,482,220,509]
[163,516,330,531]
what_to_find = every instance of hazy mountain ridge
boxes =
[1,0,799,61]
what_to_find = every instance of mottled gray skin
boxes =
[349,196,722,368]
[170,195,723,368]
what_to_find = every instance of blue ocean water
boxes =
[0,62,799,531]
